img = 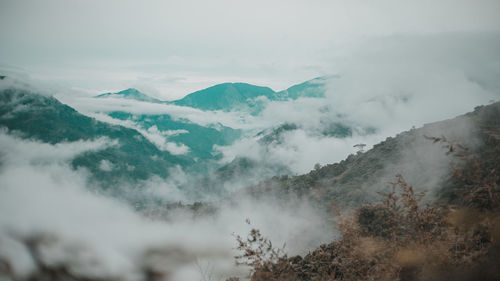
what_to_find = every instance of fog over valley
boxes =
[1,1,500,280]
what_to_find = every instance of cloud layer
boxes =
[0,132,334,280]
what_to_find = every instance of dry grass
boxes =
[332,174,498,281]
[242,137,500,281]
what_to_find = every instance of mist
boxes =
[1,1,499,279]
[209,33,500,174]
[20,33,496,189]
[0,132,334,280]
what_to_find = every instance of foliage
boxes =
[233,224,287,272]
[0,88,191,187]
[242,136,500,281]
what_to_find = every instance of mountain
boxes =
[257,123,300,145]
[185,156,291,200]
[94,77,331,114]
[0,86,192,191]
[242,102,500,281]
[256,120,361,144]
[0,81,266,202]
[96,88,164,103]
[276,76,329,99]
[237,102,500,210]
[170,77,330,112]
[106,111,242,161]
[171,82,277,111]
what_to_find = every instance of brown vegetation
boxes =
[239,136,500,281]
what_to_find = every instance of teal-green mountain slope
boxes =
[0,87,192,187]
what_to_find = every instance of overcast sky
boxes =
[1,0,500,99]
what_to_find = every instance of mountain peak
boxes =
[276,76,335,100]
[119,88,141,94]
[171,82,276,111]
[95,88,163,103]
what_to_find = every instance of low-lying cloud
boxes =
[0,131,334,280]
[215,32,500,174]
[55,33,500,177]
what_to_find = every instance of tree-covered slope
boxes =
[96,77,331,115]
[239,102,500,209]
[241,102,500,281]
[0,87,192,187]
[171,82,277,111]
[96,88,164,103]
[170,77,330,112]
[107,111,242,161]
[275,76,328,100]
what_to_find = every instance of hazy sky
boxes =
[1,0,500,98]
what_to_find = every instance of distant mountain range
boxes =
[95,76,330,112]
[1,75,389,203]
[106,111,241,160]
[0,76,337,201]
[0,87,191,192]
[96,88,164,103]
[171,83,276,111]
[1,74,498,210]
[0,88,254,200]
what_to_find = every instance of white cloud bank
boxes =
[44,33,499,177]
[0,131,334,280]
[217,33,500,174]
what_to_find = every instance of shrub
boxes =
[242,135,500,281]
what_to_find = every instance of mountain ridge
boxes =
[170,82,277,111]
[96,88,164,103]
[235,101,500,210]
[0,86,193,193]
[95,77,331,112]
